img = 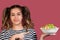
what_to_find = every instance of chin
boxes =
[14,22,21,25]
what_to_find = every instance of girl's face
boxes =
[10,8,23,25]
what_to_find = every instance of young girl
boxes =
[0,5,49,40]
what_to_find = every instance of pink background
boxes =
[0,0,60,40]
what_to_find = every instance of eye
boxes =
[11,13,15,16]
[17,12,22,16]
[11,14,15,16]
[17,13,21,15]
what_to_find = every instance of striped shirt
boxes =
[0,28,37,40]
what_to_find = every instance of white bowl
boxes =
[40,27,59,35]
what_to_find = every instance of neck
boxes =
[12,23,24,30]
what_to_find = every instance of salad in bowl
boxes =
[40,24,59,35]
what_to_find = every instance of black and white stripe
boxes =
[0,28,37,40]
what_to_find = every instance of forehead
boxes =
[10,8,22,13]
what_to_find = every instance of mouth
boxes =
[14,19,19,22]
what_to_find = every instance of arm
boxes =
[30,29,37,40]
[29,29,50,40]
[40,34,49,40]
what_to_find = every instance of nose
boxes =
[15,15,18,19]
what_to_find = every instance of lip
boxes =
[14,19,19,22]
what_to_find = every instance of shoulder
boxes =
[0,29,10,36]
[0,29,7,39]
[0,29,6,34]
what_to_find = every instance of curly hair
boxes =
[2,5,34,31]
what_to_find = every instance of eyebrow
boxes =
[11,12,22,14]
[17,12,22,14]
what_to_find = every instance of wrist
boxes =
[40,35,44,40]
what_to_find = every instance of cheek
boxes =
[10,16,14,22]
[19,16,23,21]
